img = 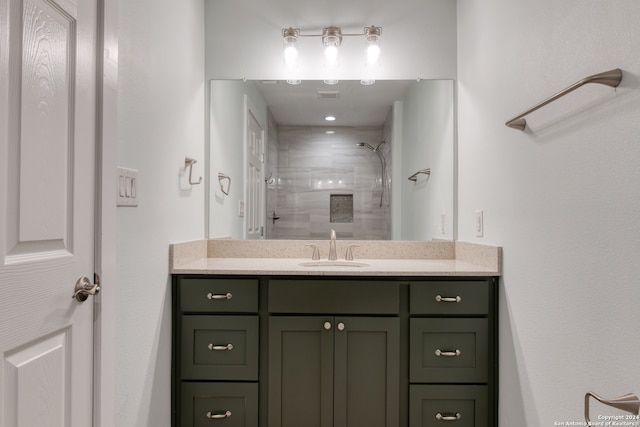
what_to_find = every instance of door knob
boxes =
[72,276,101,302]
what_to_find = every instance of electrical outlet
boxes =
[117,167,138,207]
[475,210,483,237]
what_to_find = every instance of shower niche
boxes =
[330,194,354,223]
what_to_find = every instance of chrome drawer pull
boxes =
[207,292,233,300]
[435,295,461,303]
[206,410,232,419]
[435,412,461,421]
[208,343,234,351]
[435,349,461,357]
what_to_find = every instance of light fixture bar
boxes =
[282,25,382,69]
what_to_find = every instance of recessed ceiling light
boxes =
[323,79,339,85]
[326,130,335,134]
[286,79,301,85]
[325,115,336,121]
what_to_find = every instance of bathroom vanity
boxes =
[170,240,501,427]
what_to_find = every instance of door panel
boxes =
[0,0,97,424]
[4,330,69,426]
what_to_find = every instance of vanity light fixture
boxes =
[281,25,382,69]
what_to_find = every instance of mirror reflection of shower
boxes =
[356,141,389,207]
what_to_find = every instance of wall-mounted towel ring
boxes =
[585,392,640,424]
[184,157,202,185]
[218,173,231,195]
[408,168,431,182]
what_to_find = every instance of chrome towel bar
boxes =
[505,68,622,130]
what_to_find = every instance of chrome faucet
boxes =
[328,229,337,260]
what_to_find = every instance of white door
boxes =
[0,0,98,425]
[245,100,265,239]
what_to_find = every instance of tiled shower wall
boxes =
[267,125,392,240]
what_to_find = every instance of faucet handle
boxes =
[305,244,320,261]
[345,244,360,261]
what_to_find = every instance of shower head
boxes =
[356,142,375,151]
[356,141,389,208]
[356,141,385,152]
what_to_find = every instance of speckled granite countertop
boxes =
[169,240,501,277]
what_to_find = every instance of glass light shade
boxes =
[283,40,298,68]
[364,26,382,66]
[366,43,381,66]
[324,44,338,66]
[282,28,299,68]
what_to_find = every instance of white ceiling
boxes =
[254,79,414,127]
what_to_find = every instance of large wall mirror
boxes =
[207,79,455,241]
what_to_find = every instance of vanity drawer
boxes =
[181,315,259,380]
[179,277,258,313]
[410,280,490,315]
[268,279,399,314]
[409,384,488,427]
[181,382,258,427]
[410,318,488,383]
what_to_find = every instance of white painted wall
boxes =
[116,0,204,426]
[457,1,640,425]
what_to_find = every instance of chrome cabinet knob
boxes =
[324,321,332,331]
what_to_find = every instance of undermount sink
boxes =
[298,260,370,268]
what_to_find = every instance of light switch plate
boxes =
[475,209,483,237]
[117,167,138,207]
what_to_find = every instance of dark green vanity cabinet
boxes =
[173,277,260,427]
[267,280,400,427]
[409,280,497,427]
[172,276,498,427]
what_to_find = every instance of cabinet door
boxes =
[268,316,334,427]
[334,317,400,427]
